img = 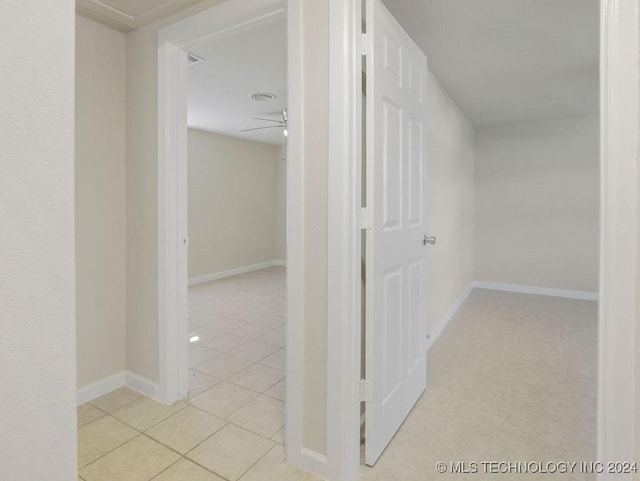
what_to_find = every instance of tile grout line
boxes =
[180,423,279,481]
[83,268,286,480]
[502,293,523,440]
[78,401,189,474]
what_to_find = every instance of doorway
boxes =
[184,16,288,453]
[156,0,315,473]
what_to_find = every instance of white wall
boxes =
[76,15,127,389]
[425,71,475,335]
[188,129,282,278]
[474,116,600,292]
[0,0,77,478]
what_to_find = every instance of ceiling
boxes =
[76,0,206,31]
[381,0,599,126]
[98,0,184,16]
[187,19,287,146]
[82,0,598,129]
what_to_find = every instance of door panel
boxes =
[382,100,403,230]
[365,0,429,466]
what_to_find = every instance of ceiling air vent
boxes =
[251,92,277,102]
[187,53,204,65]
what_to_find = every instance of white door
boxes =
[364,0,429,466]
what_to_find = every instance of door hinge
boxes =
[360,379,373,402]
[361,207,373,230]
[183,236,190,247]
[362,33,369,56]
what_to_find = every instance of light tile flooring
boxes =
[78,277,597,481]
[360,288,597,481]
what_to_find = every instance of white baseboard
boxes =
[188,259,286,285]
[472,281,599,301]
[77,371,160,405]
[77,372,126,405]
[426,282,474,351]
[125,371,160,400]
[424,280,598,353]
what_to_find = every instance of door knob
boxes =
[423,235,436,246]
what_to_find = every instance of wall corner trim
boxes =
[76,372,127,405]
[76,371,160,405]
[472,281,599,301]
[425,279,599,355]
[125,372,161,400]
[426,282,474,351]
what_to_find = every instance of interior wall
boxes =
[474,116,600,292]
[76,15,127,388]
[0,0,78,477]
[188,129,281,278]
[425,71,475,335]
[126,14,162,382]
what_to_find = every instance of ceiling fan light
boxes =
[251,92,277,102]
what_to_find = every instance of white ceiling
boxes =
[187,19,287,146]
[381,0,599,126]
[86,0,598,129]
[93,0,201,17]
[76,0,206,31]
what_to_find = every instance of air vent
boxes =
[187,53,204,65]
[251,92,277,102]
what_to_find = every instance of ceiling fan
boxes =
[240,109,288,134]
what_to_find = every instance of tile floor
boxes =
[359,288,597,481]
[78,279,597,481]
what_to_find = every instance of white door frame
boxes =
[157,0,287,406]
[326,0,363,479]
[598,0,639,474]
[157,0,363,479]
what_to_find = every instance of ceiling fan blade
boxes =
[240,126,282,132]
[251,117,284,124]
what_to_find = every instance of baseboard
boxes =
[472,281,599,301]
[77,371,126,405]
[426,282,474,351]
[125,371,160,400]
[77,371,160,405]
[188,259,286,285]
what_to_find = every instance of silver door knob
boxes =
[423,235,436,246]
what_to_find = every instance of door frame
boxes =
[156,0,302,465]
[157,0,288,406]
[597,0,639,473]
[326,0,363,479]
[157,0,363,478]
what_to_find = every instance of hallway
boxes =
[77,287,596,480]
